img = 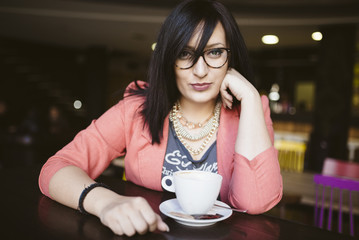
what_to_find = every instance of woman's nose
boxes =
[193,56,209,78]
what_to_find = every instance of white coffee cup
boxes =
[162,170,222,215]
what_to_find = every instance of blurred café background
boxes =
[0,0,359,235]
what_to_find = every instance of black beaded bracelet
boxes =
[78,182,110,214]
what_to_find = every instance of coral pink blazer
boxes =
[39,81,282,214]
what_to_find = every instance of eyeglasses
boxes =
[175,48,230,70]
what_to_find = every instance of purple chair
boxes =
[313,158,359,236]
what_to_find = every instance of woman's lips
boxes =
[191,83,211,91]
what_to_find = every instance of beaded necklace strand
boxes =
[169,101,221,156]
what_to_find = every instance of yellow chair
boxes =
[274,140,306,172]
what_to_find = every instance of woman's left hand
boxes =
[220,68,258,109]
[220,68,272,160]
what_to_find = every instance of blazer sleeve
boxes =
[38,100,128,198]
[227,96,283,214]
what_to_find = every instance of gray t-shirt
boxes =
[161,121,218,190]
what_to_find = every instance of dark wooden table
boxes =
[1,165,355,240]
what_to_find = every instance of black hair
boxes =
[128,0,253,144]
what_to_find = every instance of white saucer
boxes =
[159,198,232,227]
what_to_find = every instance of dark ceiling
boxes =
[0,0,358,57]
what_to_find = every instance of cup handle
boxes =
[161,175,175,192]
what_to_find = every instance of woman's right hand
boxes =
[97,195,169,236]
[47,166,168,237]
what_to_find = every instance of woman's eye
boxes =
[207,48,223,58]
[178,51,193,60]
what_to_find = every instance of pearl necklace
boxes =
[176,104,212,129]
[169,101,221,156]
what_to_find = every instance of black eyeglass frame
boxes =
[175,48,231,70]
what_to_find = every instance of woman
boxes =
[39,0,282,236]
